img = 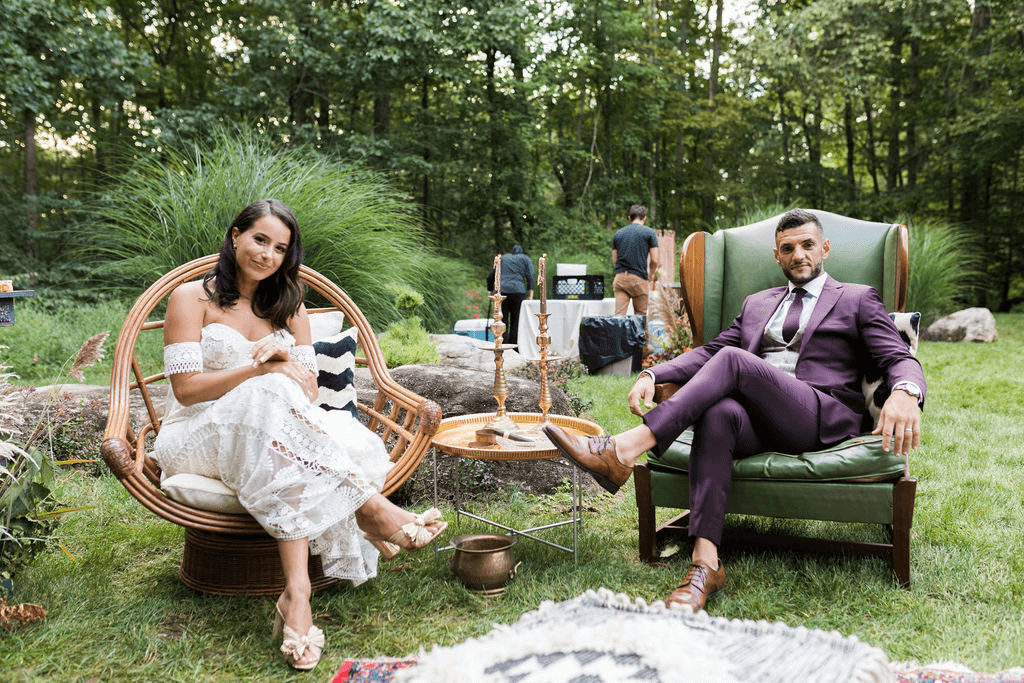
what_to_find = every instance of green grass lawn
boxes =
[2,315,1022,681]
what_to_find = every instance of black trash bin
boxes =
[578,315,646,375]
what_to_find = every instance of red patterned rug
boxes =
[894,665,1024,683]
[329,659,1024,682]
[330,658,416,683]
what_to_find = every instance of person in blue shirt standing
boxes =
[612,205,660,316]
[488,244,534,346]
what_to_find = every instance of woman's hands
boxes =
[251,340,318,403]
[251,338,291,365]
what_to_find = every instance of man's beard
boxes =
[786,260,823,285]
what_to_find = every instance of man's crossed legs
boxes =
[544,347,833,611]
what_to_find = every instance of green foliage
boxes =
[905,218,984,326]
[0,335,107,580]
[377,318,440,368]
[0,448,56,580]
[389,284,425,320]
[3,0,1024,330]
[0,350,56,577]
[75,127,470,332]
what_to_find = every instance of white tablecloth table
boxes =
[516,298,632,360]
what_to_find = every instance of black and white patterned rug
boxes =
[397,588,891,683]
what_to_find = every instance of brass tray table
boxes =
[431,412,603,565]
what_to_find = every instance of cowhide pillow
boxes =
[314,326,360,419]
[861,311,921,427]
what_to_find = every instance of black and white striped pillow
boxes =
[314,327,359,419]
[861,311,921,428]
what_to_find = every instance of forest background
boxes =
[2,0,1022,338]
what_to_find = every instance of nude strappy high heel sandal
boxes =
[366,507,447,558]
[273,604,325,671]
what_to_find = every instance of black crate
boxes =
[552,275,605,300]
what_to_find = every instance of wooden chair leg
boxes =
[891,476,917,589]
[635,463,657,563]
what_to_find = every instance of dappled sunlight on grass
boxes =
[1,315,1022,679]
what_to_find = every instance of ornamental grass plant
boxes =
[1,316,1022,681]
[74,125,470,334]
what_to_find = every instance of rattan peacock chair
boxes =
[101,255,442,596]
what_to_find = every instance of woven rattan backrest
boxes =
[103,255,440,505]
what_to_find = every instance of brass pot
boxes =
[450,534,521,595]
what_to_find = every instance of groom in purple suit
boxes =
[544,208,925,612]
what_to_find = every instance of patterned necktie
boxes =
[782,287,807,343]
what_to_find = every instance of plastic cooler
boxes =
[454,318,490,341]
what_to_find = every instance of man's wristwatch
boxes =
[893,381,921,398]
[640,369,656,383]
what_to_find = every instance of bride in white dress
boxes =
[152,199,446,671]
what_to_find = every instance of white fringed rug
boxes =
[396,587,892,683]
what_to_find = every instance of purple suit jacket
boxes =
[652,275,926,444]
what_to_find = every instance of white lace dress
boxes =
[152,323,392,585]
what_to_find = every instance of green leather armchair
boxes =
[634,210,918,588]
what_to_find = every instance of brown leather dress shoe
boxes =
[666,561,726,612]
[542,423,632,494]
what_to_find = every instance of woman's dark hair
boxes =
[203,199,304,332]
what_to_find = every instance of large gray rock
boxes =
[431,333,530,372]
[389,364,574,418]
[922,307,998,343]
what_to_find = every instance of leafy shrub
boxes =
[389,284,425,320]
[377,318,439,368]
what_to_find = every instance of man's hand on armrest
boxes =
[872,389,921,456]
[628,372,658,416]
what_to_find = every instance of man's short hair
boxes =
[628,204,647,221]
[776,208,822,236]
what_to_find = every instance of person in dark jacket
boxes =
[487,245,534,346]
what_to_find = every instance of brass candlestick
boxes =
[534,253,556,422]
[476,255,519,443]
[535,310,554,421]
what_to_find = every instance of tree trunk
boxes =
[373,87,391,138]
[906,35,920,190]
[863,98,880,195]
[886,25,903,191]
[779,89,793,196]
[844,97,856,202]
[958,1,991,228]
[289,67,315,126]
[92,97,105,176]
[23,109,38,258]
[420,75,433,237]
[318,92,330,130]
[803,99,823,206]
[701,0,723,227]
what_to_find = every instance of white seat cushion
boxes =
[161,473,247,514]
